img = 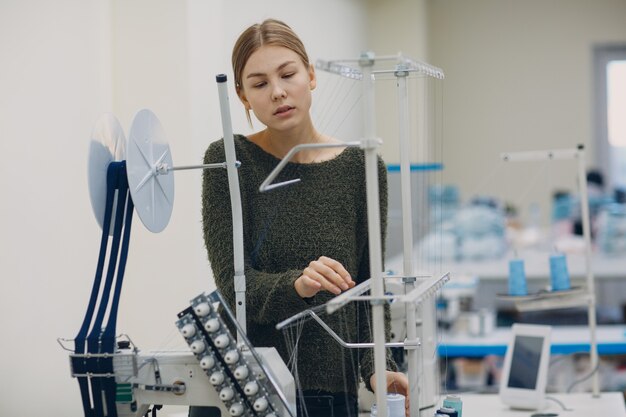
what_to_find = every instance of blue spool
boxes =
[508,259,527,296]
[550,253,571,291]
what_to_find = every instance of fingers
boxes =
[303,264,342,294]
[294,256,354,298]
[299,257,353,296]
[371,371,408,393]
[319,256,353,285]
[316,256,353,290]
[371,372,410,399]
[294,274,321,298]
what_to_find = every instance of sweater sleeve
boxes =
[201,140,312,325]
[358,156,398,392]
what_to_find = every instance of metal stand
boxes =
[501,145,600,397]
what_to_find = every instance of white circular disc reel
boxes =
[126,109,175,233]
[88,113,127,235]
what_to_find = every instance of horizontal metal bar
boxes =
[501,148,580,162]
[170,162,230,171]
[71,372,116,378]
[308,310,404,349]
[259,142,360,192]
[399,272,451,305]
[70,352,116,359]
[325,279,372,314]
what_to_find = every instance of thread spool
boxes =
[219,387,234,401]
[179,323,196,338]
[224,349,240,364]
[550,252,571,291]
[508,258,527,296]
[194,302,211,317]
[253,397,268,412]
[370,394,405,417]
[204,318,220,333]
[209,371,225,385]
[234,365,249,380]
[214,334,231,348]
[244,381,259,396]
[228,403,244,417]
[442,395,462,417]
[189,340,206,354]
[199,355,215,370]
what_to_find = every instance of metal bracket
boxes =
[133,382,186,395]
[402,338,420,351]
[359,138,382,150]
[234,274,246,293]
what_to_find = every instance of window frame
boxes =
[593,44,626,190]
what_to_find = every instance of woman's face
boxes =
[238,45,316,132]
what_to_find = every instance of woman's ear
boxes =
[237,88,251,109]
[237,87,254,128]
[308,64,317,91]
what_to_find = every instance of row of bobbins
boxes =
[508,252,571,296]
[176,295,276,417]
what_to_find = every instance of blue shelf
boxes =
[387,163,443,172]
[437,325,626,357]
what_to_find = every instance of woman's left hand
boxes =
[370,371,410,417]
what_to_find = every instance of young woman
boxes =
[201,19,408,416]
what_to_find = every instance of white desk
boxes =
[388,250,626,281]
[437,392,626,417]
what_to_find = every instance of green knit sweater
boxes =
[201,134,396,395]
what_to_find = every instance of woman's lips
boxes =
[274,105,294,115]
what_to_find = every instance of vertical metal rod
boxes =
[397,70,414,289]
[397,67,421,416]
[216,75,247,341]
[577,145,600,397]
[361,54,389,417]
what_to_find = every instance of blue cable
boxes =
[73,161,134,417]
[74,162,120,417]
[87,162,129,417]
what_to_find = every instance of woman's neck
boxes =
[252,124,341,163]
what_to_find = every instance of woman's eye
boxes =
[282,73,295,79]
[253,82,266,88]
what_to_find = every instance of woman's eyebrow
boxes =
[246,61,297,79]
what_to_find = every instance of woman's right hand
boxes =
[294,256,355,298]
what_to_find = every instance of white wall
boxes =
[427,0,626,220]
[0,1,367,416]
[366,0,432,164]
[0,1,112,416]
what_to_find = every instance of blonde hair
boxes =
[232,19,310,126]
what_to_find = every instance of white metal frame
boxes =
[262,52,446,417]
[500,145,600,397]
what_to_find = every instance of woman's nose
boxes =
[271,84,287,100]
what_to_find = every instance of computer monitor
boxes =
[499,324,552,410]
